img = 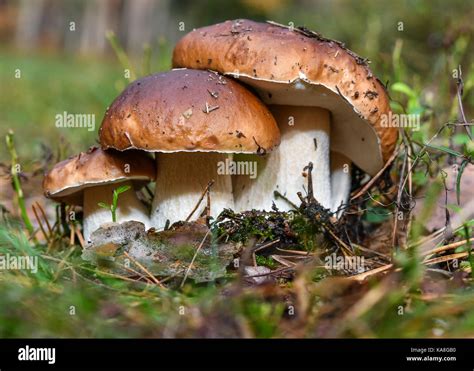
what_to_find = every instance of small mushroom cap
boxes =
[172,19,398,176]
[99,69,280,154]
[43,147,156,205]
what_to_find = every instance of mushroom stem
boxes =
[330,151,352,216]
[83,181,150,242]
[233,105,331,211]
[151,152,234,229]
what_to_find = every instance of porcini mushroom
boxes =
[43,147,155,242]
[99,69,280,229]
[172,20,398,214]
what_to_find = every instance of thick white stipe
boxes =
[151,152,234,230]
[234,106,331,212]
[330,152,352,216]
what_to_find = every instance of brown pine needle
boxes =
[75,227,86,249]
[424,252,469,266]
[411,227,446,248]
[422,238,472,258]
[275,246,315,256]
[121,263,154,284]
[271,254,296,267]
[347,264,395,281]
[31,203,49,243]
[35,201,53,237]
[254,239,280,253]
[124,251,165,288]
[351,146,400,201]
[348,239,473,281]
[180,228,211,288]
[325,226,352,256]
[185,180,214,222]
[69,223,75,246]
[96,269,145,284]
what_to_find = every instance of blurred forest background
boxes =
[1,0,473,163]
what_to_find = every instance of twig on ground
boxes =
[32,203,49,243]
[180,228,211,288]
[351,146,400,201]
[392,143,408,248]
[36,201,53,237]
[422,238,473,258]
[124,251,165,288]
[75,227,85,249]
[185,180,214,222]
[347,264,395,281]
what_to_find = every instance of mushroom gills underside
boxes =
[234,75,384,176]
[151,152,234,230]
[233,105,331,212]
[83,181,151,242]
[331,152,352,216]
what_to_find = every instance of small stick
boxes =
[351,147,400,201]
[75,227,85,249]
[206,183,211,224]
[121,263,154,284]
[271,254,296,267]
[405,142,413,250]
[325,226,352,256]
[254,239,280,253]
[422,238,472,258]
[296,191,306,204]
[244,266,294,279]
[455,65,473,139]
[52,246,77,281]
[36,201,53,238]
[180,228,211,288]
[347,264,395,281]
[31,203,49,243]
[252,239,281,266]
[349,246,472,282]
[185,180,214,222]
[303,162,315,202]
[275,190,298,209]
[351,243,390,260]
[275,247,314,256]
[69,222,75,246]
[96,269,145,284]
[124,251,165,288]
[424,252,468,266]
[411,227,446,248]
[392,147,408,248]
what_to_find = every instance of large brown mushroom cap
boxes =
[99,69,280,154]
[43,147,156,205]
[172,19,398,176]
